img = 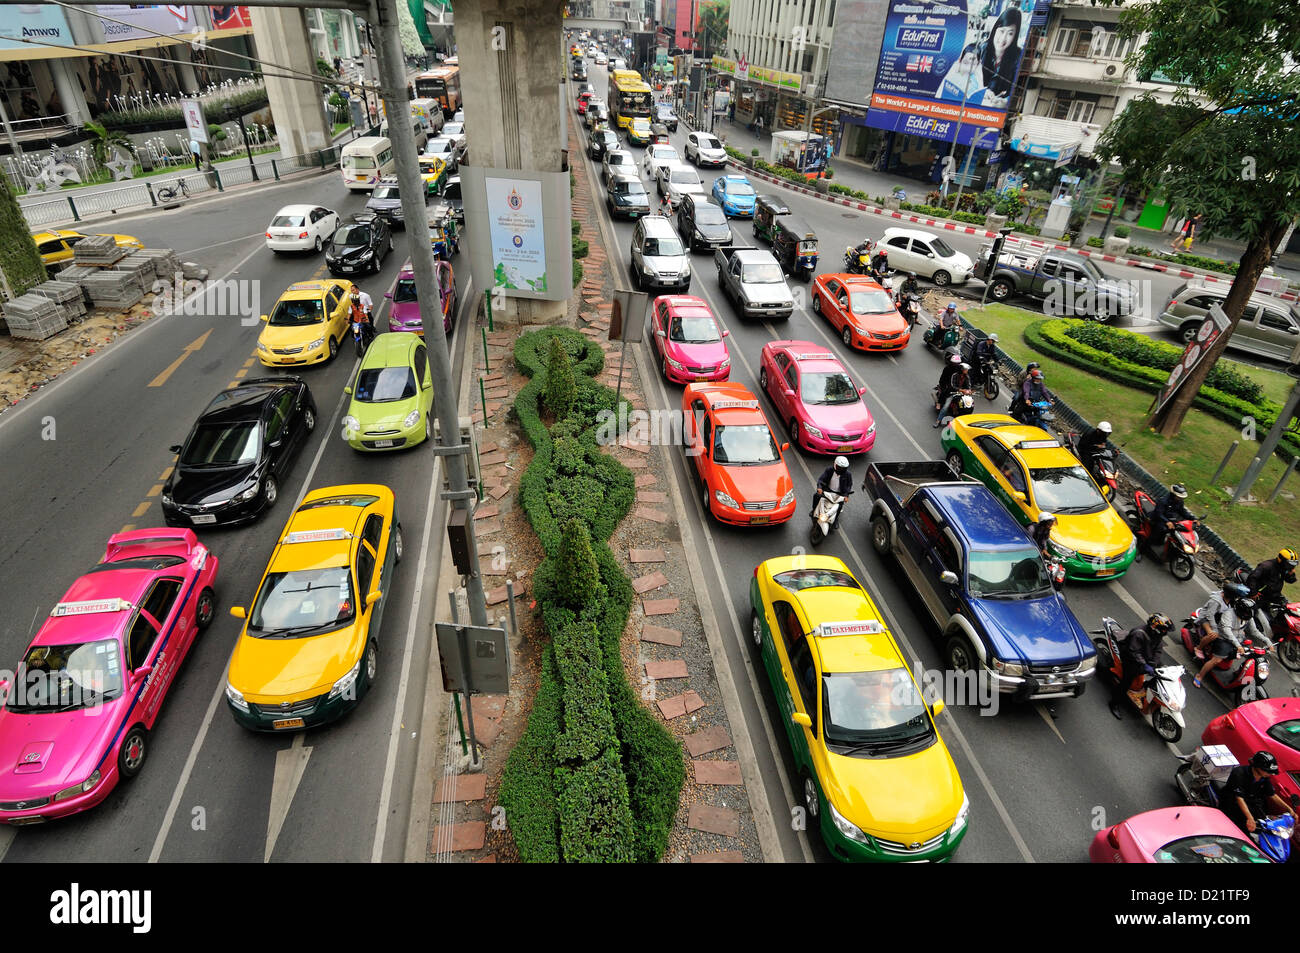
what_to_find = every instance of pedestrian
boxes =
[333,55,342,75]
[1183,213,1204,251]
[1171,212,1196,250]
[189,138,201,171]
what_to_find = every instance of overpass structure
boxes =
[564,16,644,31]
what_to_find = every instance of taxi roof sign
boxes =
[711,399,760,410]
[815,620,885,637]
[795,352,834,361]
[1017,439,1060,450]
[282,528,353,544]
[52,598,133,617]
[287,281,322,292]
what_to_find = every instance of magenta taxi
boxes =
[650,294,730,384]
[758,340,876,454]
[0,529,219,824]
[386,258,457,336]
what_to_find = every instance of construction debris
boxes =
[72,234,127,267]
[3,293,70,341]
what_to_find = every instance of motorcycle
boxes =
[897,293,922,329]
[1041,550,1067,589]
[1065,433,1119,500]
[1092,616,1186,742]
[1178,610,1270,706]
[894,273,920,303]
[923,320,961,356]
[1230,568,1300,673]
[352,317,375,357]
[810,489,849,546]
[1012,398,1056,430]
[933,386,975,424]
[843,245,872,275]
[1174,752,1295,863]
[1125,489,1202,581]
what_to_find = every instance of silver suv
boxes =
[1157,280,1300,362]
[630,216,691,293]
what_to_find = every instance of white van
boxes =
[378,115,428,153]
[340,136,395,191]
[410,98,445,136]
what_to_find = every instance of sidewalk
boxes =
[712,118,1300,278]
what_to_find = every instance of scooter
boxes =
[1065,433,1120,500]
[933,387,975,425]
[1230,567,1300,673]
[810,489,849,547]
[352,317,375,357]
[897,293,922,329]
[1179,610,1270,706]
[1174,752,1295,863]
[894,272,920,303]
[1013,398,1055,430]
[843,245,871,275]
[923,320,961,356]
[1092,616,1187,742]
[967,353,1000,400]
[1126,489,1202,581]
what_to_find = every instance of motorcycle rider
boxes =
[811,456,853,529]
[349,289,376,351]
[935,362,973,427]
[1108,613,1174,719]
[936,353,963,404]
[1016,367,1053,425]
[850,239,873,271]
[869,247,890,279]
[1149,483,1193,553]
[897,271,919,300]
[972,333,998,386]
[1030,511,1056,551]
[1246,548,1299,622]
[1078,421,1113,467]
[1219,751,1296,836]
[1192,582,1269,688]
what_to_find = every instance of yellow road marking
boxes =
[227,381,240,389]
[131,502,151,518]
[160,466,173,480]
[242,358,255,368]
[148,329,213,387]
[234,369,248,378]
[146,484,164,497]
[120,524,136,533]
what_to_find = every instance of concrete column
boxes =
[48,57,89,128]
[249,5,333,163]
[172,52,200,96]
[456,0,568,324]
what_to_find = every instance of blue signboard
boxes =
[0,4,73,52]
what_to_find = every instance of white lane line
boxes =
[370,275,473,862]
[179,232,269,255]
[266,732,311,862]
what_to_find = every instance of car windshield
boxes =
[1267,719,1300,752]
[744,262,783,283]
[669,315,719,343]
[1030,465,1107,514]
[269,298,325,326]
[698,135,720,149]
[968,548,1053,599]
[444,123,464,135]
[443,180,461,200]
[695,205,727,225]
[1154,835,1267,864]
[394,277,418,303]
[712,423,779,464]
[419,162,441,175]
[271,213,305,227]
[653,148,679,162]
[773,569,860,590]
[332,225,371,247]
[1080,258,1105,281]
[632,120,649,132]
[670,169,700,186]
[430,140,452,153]
[644,236,684,256]
[371,186,399,200]
[181,421,260,467]
[616,181,646,197]
[930,236,957,257]
[849,289,896,314]
[8,639,124,712]
[822,669,934,752]
[800,371,858,405]
[726,181,755,197]
[249,566,355,638]
[354,366,418,402]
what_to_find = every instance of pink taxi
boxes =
[1089,806,1268,863]
[758,340,876,455]
[385,258,457,336]
[649,294,730,384]
[0,529,219,825]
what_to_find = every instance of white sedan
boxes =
[442,121,467,156]
[880,226,975,286]
[265,204,339,253]
[642,144,680,180]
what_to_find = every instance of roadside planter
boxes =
[984,213,1007,231]
[1104,227,1131,256]
[814,177,830,193]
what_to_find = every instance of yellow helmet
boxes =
[1280,548,1299,569]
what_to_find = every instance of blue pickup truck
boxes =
[865,460,1096,702]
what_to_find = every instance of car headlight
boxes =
[236,483,260,502]
[714,489,739,509]
[403,410,421,429]
[257,340,268,351]
[161,492,173,505]
[53,770,101,802]
[803,423,824,439]
[666,357,684,370]
[327,658,363,700]
[225,683,248,712]
[357,248,374,259]
[342,415,360,434]
[1077,655,1097,673]
[308,337,325,350]
[1126,538,1137,556]
[866,423,877,435]
[951,792,970,833]
[1048,538,1077,559]
[991,656,1025,677]
[719,357,730,369]
[780,489,795,507]
[828,799,872,845]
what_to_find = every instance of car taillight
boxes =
[265,232,272,238]
[298,231,308,239]
[1106,827,1120,849]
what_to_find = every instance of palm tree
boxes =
[696,0,730,59]
[82,120,133,168]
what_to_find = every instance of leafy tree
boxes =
[1096,0,1300,436]
[556,519,602,609]
[544,335,577,419]
[696,1,730,59]
[81,121,133,167]
[0,182,48,297]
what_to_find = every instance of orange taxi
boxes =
[812,273,911,351]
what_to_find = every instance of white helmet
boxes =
[1098,421,1113,434]
[1039,511,1056,523]
[834,456,850,470]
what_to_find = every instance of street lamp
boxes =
[225,103,259,181]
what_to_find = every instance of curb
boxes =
[724,159,1290,300]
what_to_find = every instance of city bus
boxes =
[413,65,462,117]
[608,72,652,130]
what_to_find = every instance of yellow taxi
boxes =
[750,554,968,861]
[33,229,143,268]
[940,414,1136,580]
[225,485,401,731]
[256,279,356,367]
[418,154,448,195]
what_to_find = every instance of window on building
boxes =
[1068,100,1095,123]
[1052,27,1077,56]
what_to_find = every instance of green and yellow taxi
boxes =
[750,555,969,862]
[419,154,448,196]
[626,116,652,146]
[256,279,356,367]
[341,332,435,451]
[940,414,1136,580]
[225,485,402,730]
[34,228,142,268]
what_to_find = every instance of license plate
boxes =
[372,439,394,448]
[628,212,638,218]
[1095,568,1116,577]
[10,816,45,826]
[278,359,296,364]
[273,718,305,730]
[695,375,711,381]
[750,515,770,524]
[192,514,217,524]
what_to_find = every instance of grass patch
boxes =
[963,303,1300,565]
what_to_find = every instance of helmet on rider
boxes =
[1145,613,1173,636]
[1029,367,1043,379]
[959,362,970,372]
[948,352,962,364]
[988,333,999,342]
[1170,483,1188,499]
[1223,581,1250,602]
[1098,421,1113,434]
[1251,750,1280,775]
[1038,511,1056,525]
[944,302,957,313]
[834,455,850,471]
[1234,596,1257,619]
[1279,547,1299,570]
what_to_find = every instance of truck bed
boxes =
[865,460,969,506]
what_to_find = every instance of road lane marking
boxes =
[159,467,173,481]
[234,369,248,379]
[242,359,255,368]
[178,232,269,256]
[146,484,164,497]
[120,524,136,533]
[131,502,151,518]
[148,329,213,388]
[266,733,312,862]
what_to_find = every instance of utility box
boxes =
[447,508,472,575]
[1041,197,1072,239]
[433,415,480,491]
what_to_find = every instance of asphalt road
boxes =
[576,63,1294,863]
[0,172,471,862]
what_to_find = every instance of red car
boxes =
[650,294,730,384]
[577,91,594,114]
[1089,806,1269,863]
[1203,698,1300,803]
[811,273,910,351]
[758,340,875,455]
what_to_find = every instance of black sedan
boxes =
[326,213,393,276]
[161,378,317,528]
[676,195,733,252]
[588,128,619,160]
[655,103,679,132]
[363,177,405,228]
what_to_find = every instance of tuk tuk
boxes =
[752,194,791,244]
[772,216,818,280]
[429,204,460,261]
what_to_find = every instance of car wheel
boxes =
[263,475,278,508]
[313,236,322,253]
[328,336,338,361]
[118,726,148,780]
[945,634,977,673]
[304,407,316,432]
[871,515,892,555]
[701,481,712,517]
[932,269,951,287]
[842,326,853,347]
[393,522,404,563]
[812,292,822,313]
[425,415,433,443]
[1179,322,1200,344]
[801,772,820,822]
[195,587,216,631]
[759,367,768,391]
[789,419,800,448]
[990,278,1014,301]
[363,639,379,688]
[945,449,963,476]
[750,609,763,649]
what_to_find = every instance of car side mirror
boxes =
[783,387,795,398]
[384,291,392,299]
[260,314,268,322]
[133,666,154,683]
[267,438,282,449]
[655,329,665,337]
[930,698,946,719]
[781,442,790,452]
[1013,491,1026,502]
[366,590,382,607]
[858,386,867,396]
[940,570,959,585]
[169,444,182,454]
[343,386,352,395]
[229,606,247,619]
[791,712,812,729]
[721,329,730,337]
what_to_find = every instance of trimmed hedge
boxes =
[498,328,684,863]
[1025,319,1300,462]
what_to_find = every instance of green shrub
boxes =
[1131,245,1153,256]
[544,337,577,419]
[573,259,583,287]
[498,646,563,862]
[573,238,589,259]
[553,619,618,763]
[1113,225,1131,239]
[556,520,603,610]
[572,218,582,236]
[556,749,637,863]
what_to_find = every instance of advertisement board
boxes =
[0,4,73,52]
[485,177,547,293]
[823,0,891,107]
[209,5,252,30]
[461,166,572,302]
[180,99,207,143]
[865,0,1035,146]
[1154,305,1232,415]
[95,5,196,42]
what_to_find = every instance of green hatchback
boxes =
[342,332,435,451]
